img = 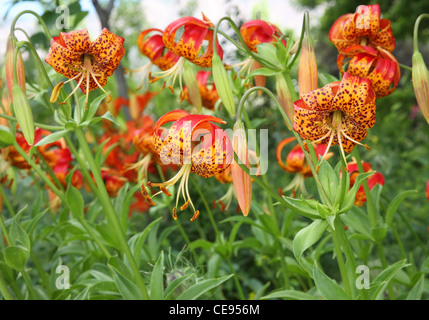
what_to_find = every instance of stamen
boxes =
[90,70,112,103]
[340,128,370,150]
[61,72,86,104]
[180,199,190,211]
[336,128,348,168]
[190,210,200,222]
[160,186,172,196]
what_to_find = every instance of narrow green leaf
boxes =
[164,274,194,300]
[406,274,424,300]
[32,130,70,147]
[128,217,162,268]
[83,93,107,123]
[66,185,84,220]
[293,219,328,263]
[176,274,234,300]
[261,290,317,300]
[313,264,349,300]
[385,190,417,227]
[150,251,164,300]
[110,266,144,300]
[0,125,15,148]
[73,285,91,300]
[9,219,31,250]
[370,259,410,300]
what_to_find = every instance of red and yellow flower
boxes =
[337,45,400,98]
[293,72,376,164]
[142,110,233,221]
[149,14,223,94]
[329,4,395,56]
[276,137,332,195]
[127,28,180,91]
[347,160,384,206]
[232,19,286,88]
[45,28,125,106]
[180,71,219,110]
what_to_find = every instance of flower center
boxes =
[313,110,369,169]
[51,54,111,108]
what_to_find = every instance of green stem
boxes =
[0,113,63,131]
[20,269,37,300]
[63,134,100,198]
[352,147,393,299]
[331,219,352,298]
[74,127,149,300]
[413,14,429,52]
[10,10,52,39]
[213,17,282,71]
[29,251,52,297]
[0,274,13,300]
[225,258,245,300]
[12,141,65,203]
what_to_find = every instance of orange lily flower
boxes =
[150,14,223,93]
[329,4,395,56]
[276,137,332,195]
[232,19,286,88]
[53,162,83,190]
[347,160,384,206]
[337,46,400,98]
[180,71,220,110]
[101,167,128,197]
[240,19,285,53]
[128,28,180,91]
[7,128,43,169]
[142,110,232,221]
[293,72,376,164]
[45,28,125,106]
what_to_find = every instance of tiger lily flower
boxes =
[127,28,180,91]
[142,110,232,221]
[293,72,376,165]
[52,162,83,190]
[7,128,43,170]
[232,19,285,87]
[180,71,220,110]
[149,14,223,94]
[45,28,125,107]
[347,160,384,206]
[329,4,395,56]
[337,46,400,98]
[101,167,128,197]
[276,137,332,195]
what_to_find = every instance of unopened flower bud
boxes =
[231,120,252,216]
[212,53,235,116]
[412,51,429,123]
